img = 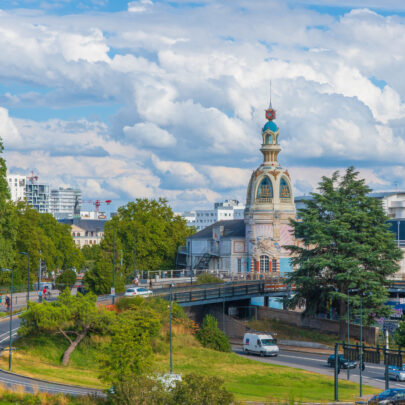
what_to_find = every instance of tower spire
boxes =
[268,80,272,109]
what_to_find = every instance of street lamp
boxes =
[19,252,30,305]
[398,221,401,248]
[112,228,116,305]
[347,288,359,381]
[169,283,175,374]
[1,268,13,371]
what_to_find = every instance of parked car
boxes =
[389,366,405,382]
[124,287,152,297]
[76,286,88,295]
[327,354,357,369]
[369,389,405,404]
[243,332,279,357]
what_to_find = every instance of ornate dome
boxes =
[263,121,278,133]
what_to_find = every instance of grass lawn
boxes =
[0,335,106,389]
[0,329,380,403]
[247,318,361,346]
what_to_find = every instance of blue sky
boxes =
[1,0,405,212]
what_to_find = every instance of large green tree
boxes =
[19,289,114,365]
[286,167,402,327]
[84,198,193,294]
[0,138,18,284]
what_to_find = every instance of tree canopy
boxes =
[84,198,194,294]
[286,167,402,325]
[19,288,114,365]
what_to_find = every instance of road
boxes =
[233,345,403,391]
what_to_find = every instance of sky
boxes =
[0,0,405,213]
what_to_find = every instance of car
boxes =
[124,287,152,297]
[389,366,405,382]
[243,332,279,357]
[76,286,88,295]
[369,389,405,404]
[327,354,357,369]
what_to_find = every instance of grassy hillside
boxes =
[0,327,379,403]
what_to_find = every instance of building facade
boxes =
[7,174,26,201]
[25,182,51,213]
[59,218,106,248]
[50,187,82,220]
[184,103,297,276]
[183,199,245,231]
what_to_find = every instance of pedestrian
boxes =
[134,277,139,286]
[149,278,153,289]
[38,289,42,303]
[5,295,10,311]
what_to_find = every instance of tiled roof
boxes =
[59,218,106,232]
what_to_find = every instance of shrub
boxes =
[171,373,234,405]
[196,273,223,284]
[196,315,231,352]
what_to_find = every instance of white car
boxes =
[124,287,152,297]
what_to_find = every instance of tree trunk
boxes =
[62,327,89,366]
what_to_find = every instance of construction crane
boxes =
[83,199,112,213]
[27,171,38,184]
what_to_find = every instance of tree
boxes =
[55,269,77,291]
[0,138,17,282]
[285,167,402,329]
[171,373,234,405]
[196,273,224,285]
[395,321,405,348]
[84,198,193,294]
[196,315,231,352]
[19,288,114,365]
[100,309,161,384]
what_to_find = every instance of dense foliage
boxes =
[196,314,231,352]
[55,268,78,290]
[196,273,224,284]
[84,199,194,294]
[286,167,403,325]
[0,138,84,289]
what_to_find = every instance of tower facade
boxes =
[244,104,296,273]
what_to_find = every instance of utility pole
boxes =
[38,250,42,291]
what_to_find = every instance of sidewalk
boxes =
[0,290,60,312]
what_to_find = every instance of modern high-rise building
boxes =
[25,182,51,213]
[7,174,26,201]
[50,188,82,220]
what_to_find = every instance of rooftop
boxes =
[189,219,245,239]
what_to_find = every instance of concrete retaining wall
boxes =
[257,307,378,345]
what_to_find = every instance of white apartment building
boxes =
[7,174,26,201]
[184,199,245,231]
[50,188,82,220]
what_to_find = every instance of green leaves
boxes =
[196,315,231,352]
[286,167,402,322]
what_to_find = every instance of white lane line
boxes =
[0,328,19,340]
[0,331,18,343]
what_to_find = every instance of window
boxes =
[272,259,277,272]
[260,255,269,272]
[280,178,291,201]
[257,177,273,202]
[237,258,242,273]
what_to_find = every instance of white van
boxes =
[243,332,279,357]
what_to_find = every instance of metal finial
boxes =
[269,80,272,109]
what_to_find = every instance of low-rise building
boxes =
[59,218,106,247]
[7,173,26,201]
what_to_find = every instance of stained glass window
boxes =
[257,177,273,199]
[280,178,291,199]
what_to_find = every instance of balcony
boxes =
[256,197,273,204]
[280,197,291,203]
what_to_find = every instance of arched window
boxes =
[260,255,269,273]
[280,178,291,202]
[257,177,273,203]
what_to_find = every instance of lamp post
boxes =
[19,252,30,305]
[190,240,193,286]
[1,268,13,371]
[347,288,359,381]
[112,228,116,305]
[398,221,401,248]
[169,283,174,374]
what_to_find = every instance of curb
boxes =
[0,368,103,393]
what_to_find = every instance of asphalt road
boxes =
[233,345,403,391]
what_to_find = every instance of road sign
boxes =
[110,287,115,296]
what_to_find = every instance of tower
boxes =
[244,102,296,274]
